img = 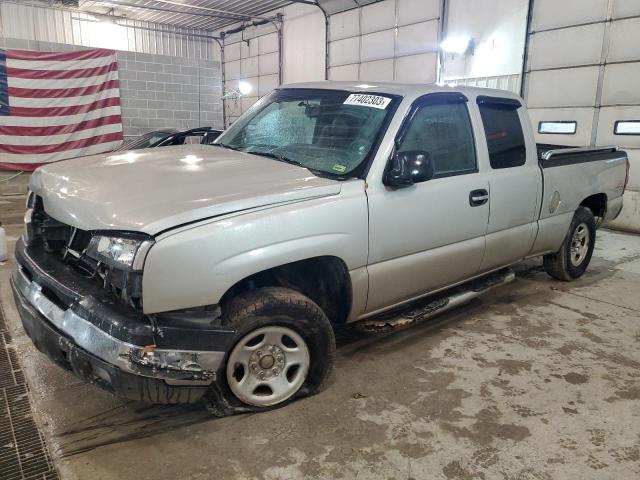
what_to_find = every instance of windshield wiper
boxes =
[248,151,305,167]
[250,151,350,180]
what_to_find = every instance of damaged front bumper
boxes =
[11,239,234,404]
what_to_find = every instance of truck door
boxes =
[366,93,490,314]
[475,96,541,272]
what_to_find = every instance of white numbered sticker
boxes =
[343,94,391,109]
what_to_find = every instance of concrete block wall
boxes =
[116,51,223,137]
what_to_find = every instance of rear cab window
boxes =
[477,96,527,169]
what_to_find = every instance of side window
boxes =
[183,135,203,144]
[397,101,477,179]
[478,100,527,169]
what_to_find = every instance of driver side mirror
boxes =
[383,150,434,188]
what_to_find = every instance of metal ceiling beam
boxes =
[90,0,258,22]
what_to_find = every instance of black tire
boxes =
[204,287,335,416]
[543,206,596,281]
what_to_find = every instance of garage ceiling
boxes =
[74,0,299,30]
[66,0,383,31]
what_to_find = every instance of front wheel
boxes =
[205,287,335,416]
[226,325,310,407]
[543,206,596,281]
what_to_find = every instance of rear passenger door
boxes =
[475,96,541,272]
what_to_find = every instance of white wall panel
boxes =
[240,56,259,78]
[328,9,360,41]
[224,42,241,62]
[601,63,640,106]
[258,52,280,76]
[360,59,395,81]
[442,0,528,80]
[329,36,360,66]
[360,1,396,34]
[226,60,241,80]
[398,0,440,25]
[360,30,395,62]
[527,24,605,70]
[526,67,600,108]
[3,3,37,41]
[607,17,640,63]
[396,20,438,57]
[327,0,440,84]
[613,0,640,18]
[596,106,640,148]
[528,107,595,146]
[241,38,260,58]
[328,63,359,80]
[531,0,608,31]
[281,2,325,84]
[259,33,279,55]
[395,53,438,83]
[259,74,280,96]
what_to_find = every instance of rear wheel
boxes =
[543,206,596,281]
[205,287,335,416]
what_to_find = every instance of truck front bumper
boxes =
[12,239,234,404]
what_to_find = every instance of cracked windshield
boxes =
[215,89,396,176]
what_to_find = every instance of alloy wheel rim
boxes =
[569,222,590,267]
[226,326,310,407]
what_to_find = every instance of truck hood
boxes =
[30,145,342,235]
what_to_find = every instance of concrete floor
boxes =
[1,193,640,480]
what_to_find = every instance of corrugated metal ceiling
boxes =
[71,0,382,31]
[76,1,297,31]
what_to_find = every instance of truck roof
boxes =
[279,80,525,103]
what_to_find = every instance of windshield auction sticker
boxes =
[343,94,391,109]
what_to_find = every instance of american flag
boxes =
[0,48,123,171]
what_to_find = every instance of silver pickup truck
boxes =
[11,82,629,414]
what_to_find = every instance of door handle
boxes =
[469,189,489,207]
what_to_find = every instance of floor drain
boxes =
[0,303,59,480]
